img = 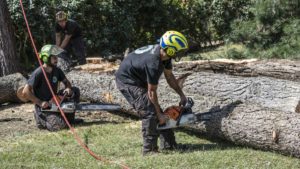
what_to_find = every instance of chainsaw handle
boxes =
[183,97,194,109]
[60,93,68,105]
[176,97,194,127]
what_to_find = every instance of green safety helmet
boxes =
[39,45,64,63]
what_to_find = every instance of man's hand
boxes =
[179,95,187,106]
[40,101,50,109]
[158,113,168,125]
[63,88,73,96]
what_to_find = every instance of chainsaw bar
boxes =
[42,102,121,113]
[194,111,212,121]
[76,103,121,112]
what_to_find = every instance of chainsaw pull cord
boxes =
[19,1,130,168]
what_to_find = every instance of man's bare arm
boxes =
[164,69,185,97]
[23,84,47,107]
[148,84,165,124]
[62,78,72,88]
[55,33,62,46]
[60,34,72,49]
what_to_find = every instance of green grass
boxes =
[1,120,300,169]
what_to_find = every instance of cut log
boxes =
[68,71,300,113]
[86,57,104,64]
[175,59,300,82]
[0,73,27,104]
[57,54,72,73]
[66,69,300,158]
[73,63,119,74]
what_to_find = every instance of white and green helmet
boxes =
[39,45,64,63]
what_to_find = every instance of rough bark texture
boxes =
[0,73,27,104]
[57,54,72,73]
[67,69,300,158]
[175,59,300,82]
[0,0,20,77]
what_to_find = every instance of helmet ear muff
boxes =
[166,47,176,57]
[39,52,49,63]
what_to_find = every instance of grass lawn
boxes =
[1,113,300,169]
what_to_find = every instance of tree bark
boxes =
[68,71,300,113]
[66,69,300,158]
[57,54,72,73]
[175,59,300,82]
[0,0,20,77]
[0,73,27,104]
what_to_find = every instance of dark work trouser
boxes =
[116,79,177,154]
[64,36,86,65]
[34,87,80,131]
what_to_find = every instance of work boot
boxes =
[174,143,189,151]
[160,143,189,152]
[71,118,84,124]
[143,149,160,156]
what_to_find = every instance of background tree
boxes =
[0,0,20,76]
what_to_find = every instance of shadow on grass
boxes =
[172,143,236,154]
[107,110,140,121]
[173,100,243,153]
[74,119,126,127]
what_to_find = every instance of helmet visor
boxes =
[41,45,64,56]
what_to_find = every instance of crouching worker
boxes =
[23,45,81,131]
[115,31,189,155]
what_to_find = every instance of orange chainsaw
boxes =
[157,97,212,130]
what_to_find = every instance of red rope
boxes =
[19,1,130,168]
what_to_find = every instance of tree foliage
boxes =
[6,0,300,68]
[229,0,300,59]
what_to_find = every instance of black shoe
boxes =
[36,123,46,130]
[175,143,189,151]
[143,150,160,156]
[71,118,84,124]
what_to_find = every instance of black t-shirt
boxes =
[27,67,66,102]
[55,19,82,39]
[115,44,172,88]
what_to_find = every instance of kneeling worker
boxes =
[23,44,81,131]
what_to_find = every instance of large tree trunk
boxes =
[0,0,20,77]
[66,61,300,157]
[0,73,27,104]
[175,59,300,82]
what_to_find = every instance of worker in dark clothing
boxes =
[23,45,81,131]
[115,31,189,155]
[55,11,86,65]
